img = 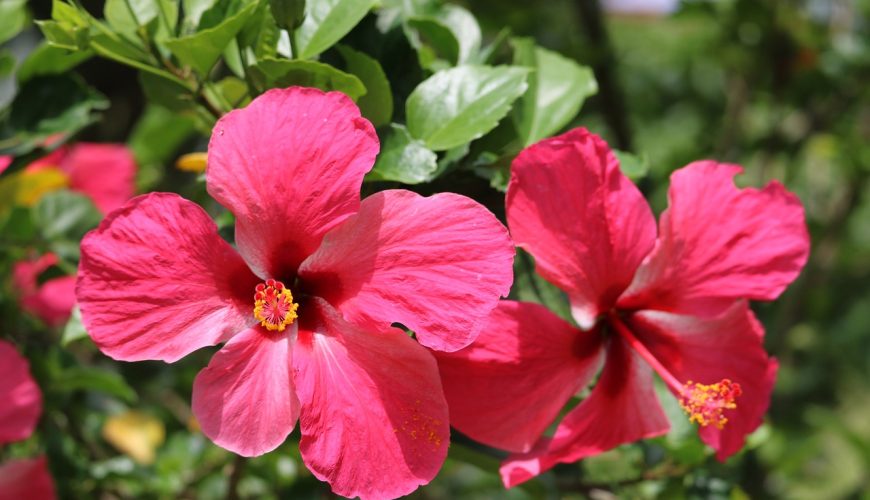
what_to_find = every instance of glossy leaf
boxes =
[438,4,480,64]
[407,17,459,67]
[164,0,258,76]
[512,38,598,146]
[614,150,650,180]
[0,0,28,44]
[337,45,393,126]
[366,124,437,184]
[61,306,90,346]
[17,43,93,83]
[251,58,366,100]
[2,75,108,155]
[53,366,138,403]
[296,0,377,59]
[33,190,102,241]
[406,65,529,151]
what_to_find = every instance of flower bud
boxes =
[269,0,306,30]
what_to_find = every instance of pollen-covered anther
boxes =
[253,280,298,332]
[679,379,743,429]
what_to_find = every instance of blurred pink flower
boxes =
[0,340,55,500]
[76,87,514,499]
[436,128,810,487]
[12,253,76,327]
[26,143,136,214]
[0,156,11,175]
[6,143,136,326]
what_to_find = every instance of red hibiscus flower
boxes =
[0,340,55,500]
[436,128,809,487]
[75,87,514,499]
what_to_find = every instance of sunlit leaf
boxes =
[367,124,437,184]
[164,0,258,76]
[406,65,529,151]
[251,58,365,100]
[33,190,102,241]
[296,0,377,59]
[512,37,597,146]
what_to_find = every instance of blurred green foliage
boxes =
[0,0,868,498]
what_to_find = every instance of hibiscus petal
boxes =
[629,302,777,460]
[299,189,514,352]
[292,299,449,500]
[620,161,809,316]
[435,300,604,452]
[12,254,76,327]
[62,143,136,214]
[500,336,669,488]
[0,341,42,445]
[0,457,56,500]
[192,327,298,456]
[207,87,379,279]
[507,128,656,328]
[77,193,260,363]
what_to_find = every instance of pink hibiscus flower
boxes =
[436,128,809,487]
[7,144,136,326]
[0,340,55,500]
[76,87,514,499]
[25,143,136,215]
[12,253,76,327]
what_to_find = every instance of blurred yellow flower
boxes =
[102,410,166,465]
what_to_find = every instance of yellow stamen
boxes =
[679,379,742,429]
[253,279,298,332]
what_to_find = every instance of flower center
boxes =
[253,279,298,332]
[608,314,742,429]
[679,379,742,429]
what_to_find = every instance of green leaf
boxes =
[51,0,88,26]
[296,0,377,59]
[164,0,258,76]
[181,0,218,31]
[367,124,437,184]
[61,306,90,346]
[33,190,102,241]
[406,65,529,151]
[17,43,93,83]
[37,0,89,50]
[512,38,598,146]
[53,366,138,403]
[0,51,15,78]
[614,149,650,180]
[406,17,459,67]
[337,45,392,126]
[2,75,108,155]
[104,0,178,43]
[127,105,197,189]
[251,58,365,100]
[237,1,280,62]
[437,5,480,64]
[511,248,571,322]
[0,206,36,241]
[138,71,196,112]
[0,0,29,44]
[103,0,149,42]
[35,20,88,51]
